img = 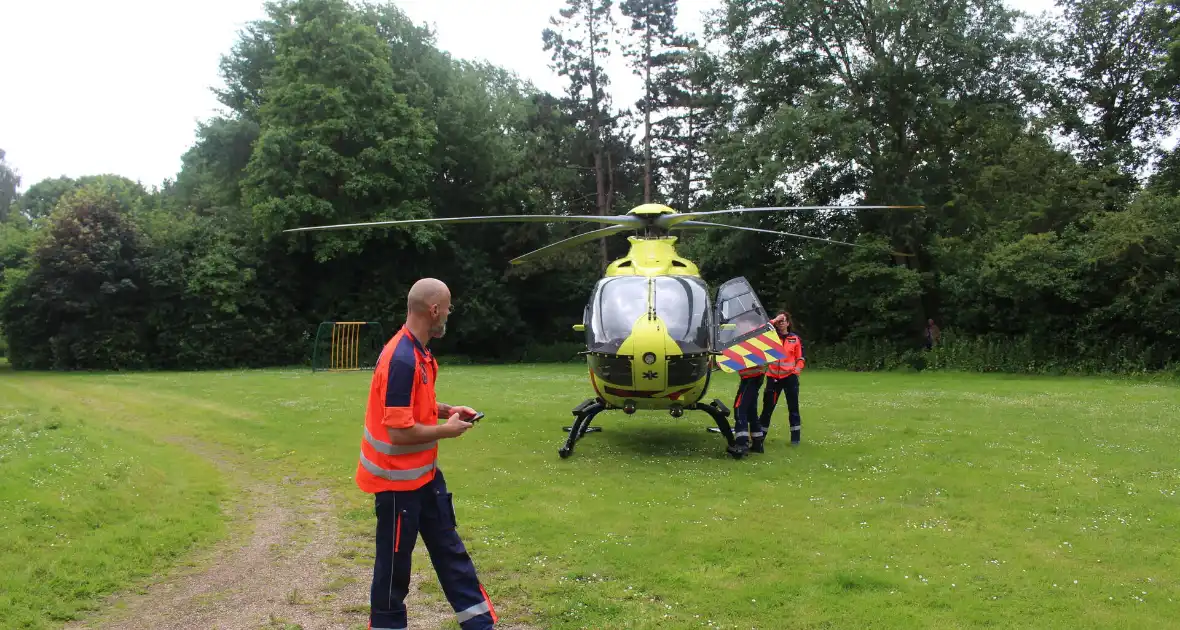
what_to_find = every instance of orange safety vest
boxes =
[356,325,440,493]
[766,332,805,379]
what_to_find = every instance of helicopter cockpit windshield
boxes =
[652,276,710,353]
[585,276,711,354]
[586,277,647,353]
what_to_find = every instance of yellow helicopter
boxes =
[285,201,916,458]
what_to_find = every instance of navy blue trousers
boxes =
[759,374,801,443]
[369,468,496,630]
[732,375,765,446]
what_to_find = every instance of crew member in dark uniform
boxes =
[729,360,766,458]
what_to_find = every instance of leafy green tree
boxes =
[171,117,260,213]
[0,187,151,370]
[0,149,20,222]
[239,0,437,262]
[1034,0,1178,186]
[544,0,623,269]
[15,174,153,223]
[619,0,685,202]
[705,0,1042,341]
[14,176,74,221]
[1150,145,1180,195]
[649,43,725,210]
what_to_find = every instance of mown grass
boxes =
[2,365,1179,629]
[0,377,228,628]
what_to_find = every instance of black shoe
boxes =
[727,443,749,459]
[750,439,764,453]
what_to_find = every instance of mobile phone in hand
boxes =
[469,412,485,423]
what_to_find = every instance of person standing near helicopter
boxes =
[730,358,767,458]
[755,311,806,450]
[358,278,498,630]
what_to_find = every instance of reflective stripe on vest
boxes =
[767,360,798,378]
[359,426,438,489]
[767,334,803,378]
[364,426,437,455]
[359,452,437,481]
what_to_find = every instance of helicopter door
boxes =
[713,276,773,350]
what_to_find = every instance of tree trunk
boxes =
[684,96,696,211]
[604,150,616,267]
[596,146,608,268]
[588,0,608,270]
[643,23,653,204]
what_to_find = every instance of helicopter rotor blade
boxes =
[657,205,923,229]
[284,213,644,233]
[673,220,914,256]
[510,224,634,265]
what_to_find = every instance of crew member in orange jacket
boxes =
[358,278,497,630]
[756,311,806,450]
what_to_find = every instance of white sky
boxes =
[0,0,1059,192]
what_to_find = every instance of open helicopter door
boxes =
[712,277,787,373]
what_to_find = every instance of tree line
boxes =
[0,0,1178,375]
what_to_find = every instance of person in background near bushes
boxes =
[924,318,941,350]
[757,311,806,449]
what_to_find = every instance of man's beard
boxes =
[431,317,448,338]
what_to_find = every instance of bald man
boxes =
[357,278,498,629]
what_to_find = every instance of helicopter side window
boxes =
[587,277,649,352]
[715,283,770,348]
[653,277,710,353]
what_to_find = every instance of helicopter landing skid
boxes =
[559,398,608,459]
[692,399,738,453]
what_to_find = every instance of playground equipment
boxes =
[311,321,384,372]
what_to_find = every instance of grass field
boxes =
[2,363,1179,629]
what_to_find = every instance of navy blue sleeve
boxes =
[384,337,416,408]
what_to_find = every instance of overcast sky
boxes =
[0,0,1059,192]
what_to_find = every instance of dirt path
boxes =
[29,380,538,630]
[63,438,467,630]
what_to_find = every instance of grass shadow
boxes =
[588,413,733,459]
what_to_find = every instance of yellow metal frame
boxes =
[312,321,382,372]
[330,322,366,371]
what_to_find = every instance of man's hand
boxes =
[387,405,479,444]
[449,405,479,420]
[439,412,474,438]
